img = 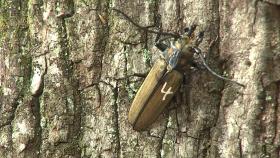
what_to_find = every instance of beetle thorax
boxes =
[173,37,195,71]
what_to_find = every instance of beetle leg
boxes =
[189,60,206,70]
[155,26,170,52]
[195,31,204,46]
[155,41,169,52]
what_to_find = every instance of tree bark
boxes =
[0,0,279,158]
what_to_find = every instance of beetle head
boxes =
[171,25,204,71]
[175,24,200,50]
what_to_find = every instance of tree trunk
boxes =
[0,0,279,157]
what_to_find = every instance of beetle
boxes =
[128,25,204,131]
[109,7,244,131]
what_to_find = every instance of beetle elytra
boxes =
[128,59,183,130]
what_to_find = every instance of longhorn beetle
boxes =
[110,8,245,131]
[129,25,204,130]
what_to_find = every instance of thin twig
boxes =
[111,8,180,38]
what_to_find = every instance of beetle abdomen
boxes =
[128,61,183,130]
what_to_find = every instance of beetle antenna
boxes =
[111,8,180,38]
[187,24,197,37]
[194,48,245,87]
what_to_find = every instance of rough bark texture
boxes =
[0,0,279,158]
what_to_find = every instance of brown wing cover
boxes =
[129,65,183,130]
[128,59,167,126]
